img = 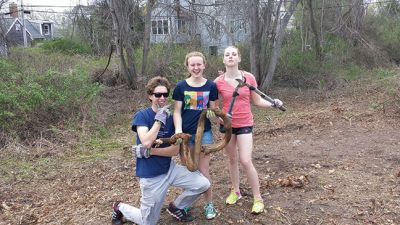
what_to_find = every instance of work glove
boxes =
[132,144,151,158]
[155,104,171,125]
[206,109,216,119]
[272,99,283,108]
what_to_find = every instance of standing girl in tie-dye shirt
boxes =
[173,51,219,220]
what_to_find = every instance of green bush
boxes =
[0,57,101,137]
[276,30,323,87]
[9,47,90,74]
[40,38,91,55]
[275,30,383,88]
[365,14,400,63]
[371,68,398,79]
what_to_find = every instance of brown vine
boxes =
[156,108,232,172]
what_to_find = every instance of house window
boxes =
[152,19,169,35]
[209,46,218,56]
[15,23,21,31]
[229,20,245,33]
[230,20,235,33]
[238,21,247,33]
[43,24,50,35]
[176,19,187,34]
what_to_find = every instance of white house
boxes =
[150,0,250,55]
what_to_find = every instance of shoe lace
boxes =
[112,210,122,220]
[205,203,215,213]
[252,200,264,211]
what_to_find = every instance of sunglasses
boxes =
[153,92,169,98]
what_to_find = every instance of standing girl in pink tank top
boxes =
[214,46,283,214]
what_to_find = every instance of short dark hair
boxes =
[145,76,171,95]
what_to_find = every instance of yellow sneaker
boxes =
[251,199,264,214]
[225,191,242,205]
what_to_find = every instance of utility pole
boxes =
[21,0,28,47]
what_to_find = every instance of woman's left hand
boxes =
[273,99,283,108]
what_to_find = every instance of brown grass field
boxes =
[1,77,399,225]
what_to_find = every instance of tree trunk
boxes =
[248,0,262,83]
[260,0,301,90]
[107,0,137,89]
[350,0,364,32]
[307,0,323,63]
[141,0,156,77]
[259,0,282,86]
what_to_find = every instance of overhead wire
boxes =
[0,0,398,16]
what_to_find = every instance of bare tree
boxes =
[107,0,139,89]
[260,0,301,90]
[0,0,9,57]
[248,0,301,89]
[329,0,367,46]
[306,0,323,63]
[249,0,262,83]
[141,0,156,77]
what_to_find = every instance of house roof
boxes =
[1,17,44,39]
[26,20,44,39]
[1,18,16,34]
[29,19,53,24]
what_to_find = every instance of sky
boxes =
[13,0,89,7]
[2,0,91,22]
[5,0,89,13]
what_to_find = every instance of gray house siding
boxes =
[4,19,33,46]
[150,0,250,54]
[1,18,55,47]
[150,0,193,44]
[26,20,46,39]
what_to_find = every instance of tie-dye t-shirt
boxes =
[173,79,218,134]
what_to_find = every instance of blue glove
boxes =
[132,144,150,158]
[155,105,171,125]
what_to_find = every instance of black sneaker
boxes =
[166,202,195,222]
[112,201,123,225]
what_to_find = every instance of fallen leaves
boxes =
[272,175,310,188]
[2,201,11,211]
[311,163,322,169]
[322,184,335,193]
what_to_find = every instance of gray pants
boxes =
[118,160,210,225]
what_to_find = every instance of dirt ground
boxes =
[1,81,400,225]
